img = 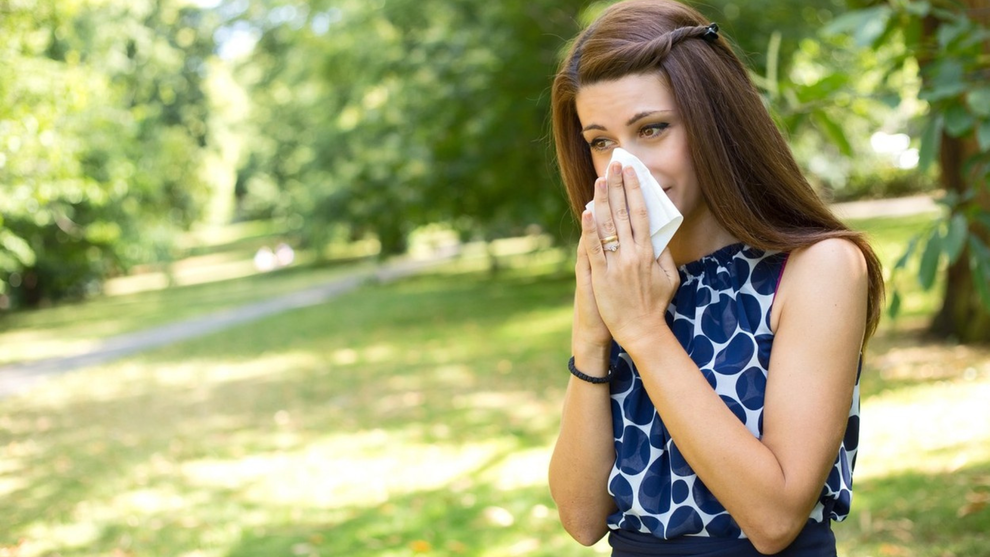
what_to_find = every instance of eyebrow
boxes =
[580,110,673,133]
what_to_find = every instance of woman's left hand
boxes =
[581,162,680,348]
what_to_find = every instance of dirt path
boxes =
[0,254,454,398]
[0,196,941,399]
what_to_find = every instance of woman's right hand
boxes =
[573,230,612,352]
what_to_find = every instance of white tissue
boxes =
[585,148,683,258]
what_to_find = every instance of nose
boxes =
[620,146,654,169]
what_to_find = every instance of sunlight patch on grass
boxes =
[481,447,551,491]
[494,306,572,342]
[859,375,990,480]
[181,434,510,511]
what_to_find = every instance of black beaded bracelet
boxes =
[568,356,613,384]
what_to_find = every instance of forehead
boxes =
[575,73,675,125]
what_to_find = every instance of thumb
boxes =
[656,247,679,283]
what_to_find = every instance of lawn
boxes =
[0,218,383,367]
[1,215,988,556]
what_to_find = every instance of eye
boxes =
[640,123,669,138]
[587,137,615,152]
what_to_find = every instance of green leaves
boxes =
[888,209,985,318]
[918,226,942,290]
[821,5,893,47]
[918,114,943,172]
[0,0,219,308]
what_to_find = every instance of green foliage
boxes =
[819,2,990,326]
[232,0,586,257]
[0,0,219,309]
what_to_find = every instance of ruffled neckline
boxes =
[680,242,751,277]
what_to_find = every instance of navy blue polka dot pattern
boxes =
[606,243,860,539]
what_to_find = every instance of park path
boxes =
[0,195,939,399]
[0,253,456,398]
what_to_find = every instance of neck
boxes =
[667,210,739,266]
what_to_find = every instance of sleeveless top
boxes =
[606,243,860,539]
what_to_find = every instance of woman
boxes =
[546,1,884,555]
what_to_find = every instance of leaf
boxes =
[968,87,990,118]
[977,119,990,152]
[944,103,975,137]
[821,6,893,47]
[977,210,990,231]
[918,229,942,290]
[918,115,943,172]
[879,92,902,109]
[920,59,966,102]
[811,111,853,157]
[796,74,849,104]
[957,490,990,518]
[888,289,902,318]
[894,235,920,270]
[944,213,968,264]
[968,237,990,310]
[936,18,969,49]
[904,1,930,16]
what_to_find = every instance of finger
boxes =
[607,161,633,245]
[592,177,616,245]
[575,235,591,280]
[623,165,651,245]
[581,209,607,270]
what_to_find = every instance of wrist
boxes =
[570,343,611,378]
[615,318,671,359]
[571,327,611,353]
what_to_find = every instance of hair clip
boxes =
[701,23,719,43]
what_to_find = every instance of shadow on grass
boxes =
[5,258,986,556]
[0,265,580,555]
[836,461,990,557]
[224,480,574,557]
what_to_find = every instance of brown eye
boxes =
[588,138,614,152]
[640,123,669,138]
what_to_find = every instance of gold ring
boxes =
[600,235,619,245]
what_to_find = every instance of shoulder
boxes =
[786,237,868,283]
[771,237,869,331]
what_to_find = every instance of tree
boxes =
[231,0,588,257]
[824,0,990,342]
[0,0,220,309]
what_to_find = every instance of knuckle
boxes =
[615,207,629,221]
[601,221,616,234]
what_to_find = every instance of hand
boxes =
[582,163,680,348]
[573,224,612,351]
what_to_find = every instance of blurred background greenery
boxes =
[1,0,989,555]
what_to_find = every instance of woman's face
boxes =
[574,72,704,220]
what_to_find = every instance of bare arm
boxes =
[620,239,867,553]
[547,335,617,546]
[549,177,625,546]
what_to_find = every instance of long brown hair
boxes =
[551,0,884,342]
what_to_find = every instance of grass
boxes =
[0,214,988,556]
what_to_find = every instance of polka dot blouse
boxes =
[606,243,860,539]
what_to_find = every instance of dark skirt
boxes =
[608,521,836,557]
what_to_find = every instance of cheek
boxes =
[590,154,609,178]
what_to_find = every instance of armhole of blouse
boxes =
[768,252,791,335]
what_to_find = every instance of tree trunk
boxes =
[928,0,990,343]
[930,133,990,341]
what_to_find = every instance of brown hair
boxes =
[551,0,884,342]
